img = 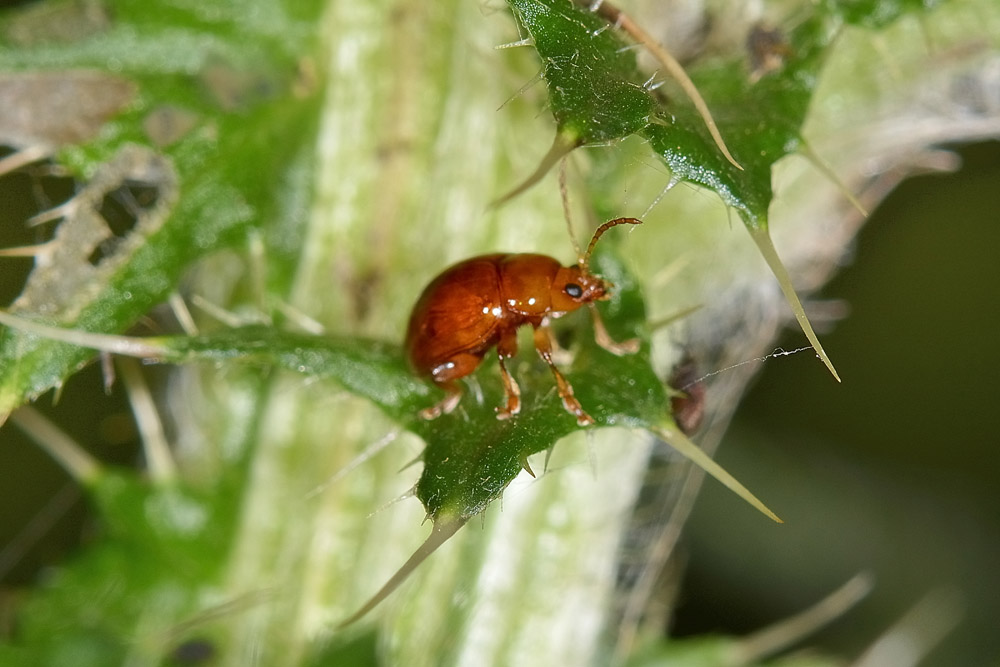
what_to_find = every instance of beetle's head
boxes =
[553,216,643,313]
[550,265,611,313]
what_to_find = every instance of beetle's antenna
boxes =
[560,159,584,261]
[583,217,642,270]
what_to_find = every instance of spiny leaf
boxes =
[335,252,779,625]
[165,253,760,524]
[167,326,430,418]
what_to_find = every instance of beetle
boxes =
[405,217,642,426]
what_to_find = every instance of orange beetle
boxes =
[405,217,642,425]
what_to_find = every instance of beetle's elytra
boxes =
[405,217,642,425]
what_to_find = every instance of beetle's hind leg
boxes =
[533,325,594,426]
[418,381,463,420]
[421,352,481,420]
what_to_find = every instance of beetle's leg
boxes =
[533,325,595,426]
[421,352,481,420]
[589,303,640,356]
[495,328,521,420]
[545,322,574,365]
[419,382,463,420]
[495,356,521,420]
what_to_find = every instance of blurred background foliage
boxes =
[676,140,1000,665]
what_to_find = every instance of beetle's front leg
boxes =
[495,328,521,420]
[588,303,639,356]
[533,324,594,426]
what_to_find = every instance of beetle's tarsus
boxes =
[420,383,462,420]
[559,389,595,426]
[571,404,596,426]
[495,403,521,420]
[418,406,441,420]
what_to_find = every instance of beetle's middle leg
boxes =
[495,328,521,420]
[533,324,594,426]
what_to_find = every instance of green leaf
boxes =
[167,327,430,419]
[506,1,955,385]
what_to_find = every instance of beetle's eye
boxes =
[565,283,583,299]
